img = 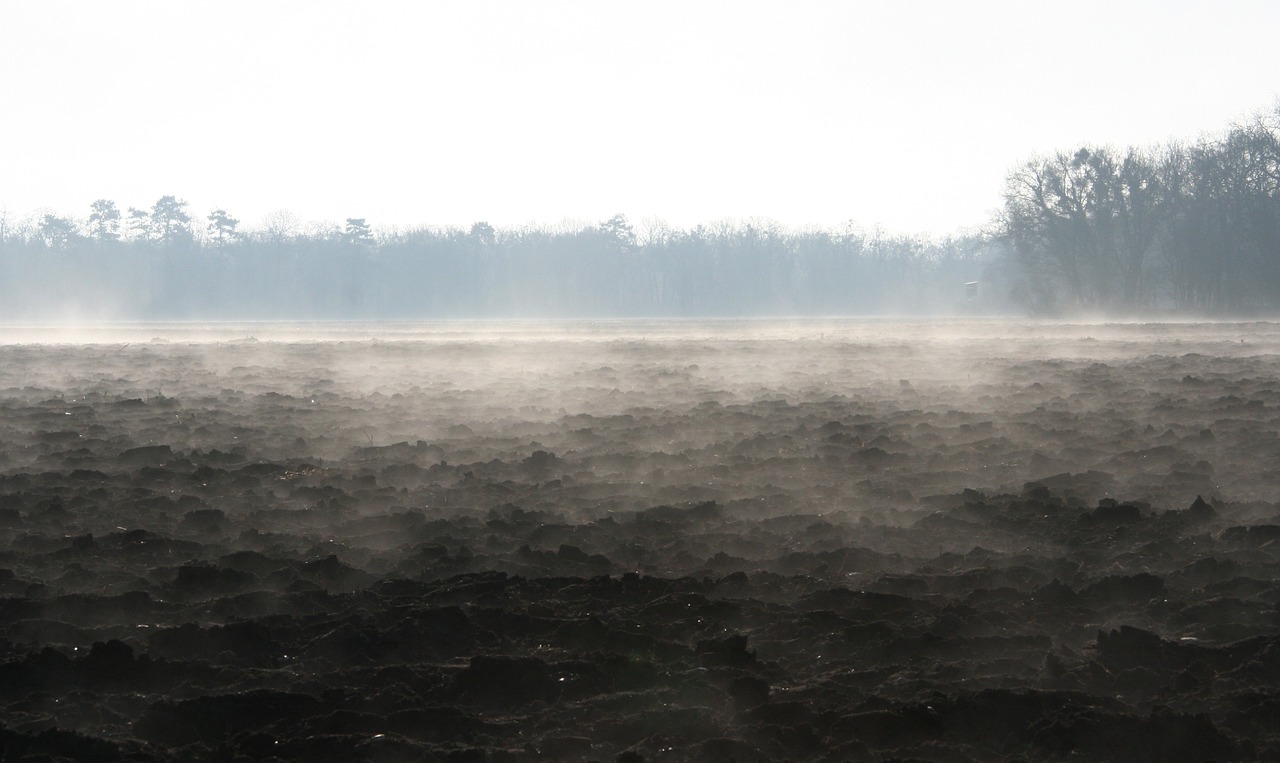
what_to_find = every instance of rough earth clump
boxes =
[1,321,1279,761]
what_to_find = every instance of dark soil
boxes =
[1,320,1279,762]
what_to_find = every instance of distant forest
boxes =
[1003,105,1280,315]
[1,107,1276,320]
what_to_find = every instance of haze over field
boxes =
[6,6,1280,761]
[4,321,1280,760]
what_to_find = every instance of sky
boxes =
[1,0,1277,237]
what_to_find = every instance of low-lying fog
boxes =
[5,317,1280,761]
[5,318,1280,514]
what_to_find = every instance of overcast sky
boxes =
[1,1,1277,236]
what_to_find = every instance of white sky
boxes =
[1,0,1277,236]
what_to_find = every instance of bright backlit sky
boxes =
[1,1,1277,236]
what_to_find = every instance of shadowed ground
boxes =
[0,319,1278,761]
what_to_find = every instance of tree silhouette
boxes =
[88,199,121,243]
[257,209,303,246]
[150,196,191,246]
[207,209,240,247]
[600,213,637,248]
[126,207,151,242]
[470,221,496,245]
[344,218,373,247]
[38,214,78,249]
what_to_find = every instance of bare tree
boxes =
[1002,146,1167,311]
[259,209,301,244]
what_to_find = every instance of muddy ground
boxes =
[1,319,1279,762]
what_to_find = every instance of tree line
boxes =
[1001,105,1280,314]
[0,201,998,320]
[1,105,1277,319]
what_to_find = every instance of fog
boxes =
[7,318,1280,505]
[0,221,1002,322]
[4,1,1279,755]
[4,318,1280,759]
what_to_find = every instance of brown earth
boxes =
[1,319,1279,762]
